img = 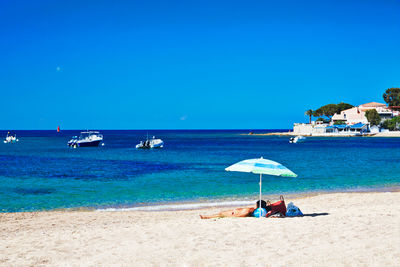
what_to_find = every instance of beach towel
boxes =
[266,195,286,218]
[285,202,303,217]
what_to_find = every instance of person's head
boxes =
[256,200,267,209]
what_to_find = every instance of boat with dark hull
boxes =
[68,131,103,148]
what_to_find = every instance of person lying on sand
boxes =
[200,200,268,219]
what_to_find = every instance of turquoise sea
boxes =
[1,130,399,212]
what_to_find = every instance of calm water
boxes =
[1,130,399,212]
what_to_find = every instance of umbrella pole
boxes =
[259,173,262,218]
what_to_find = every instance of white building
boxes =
[331,106,368,125]
[331,102,395,125]
[293,102,398,136]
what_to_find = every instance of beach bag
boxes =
[285,202,303,217]
[266,196,286,218]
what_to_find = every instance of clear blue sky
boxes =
[1,0,399,129]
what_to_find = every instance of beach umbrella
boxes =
[225,157,297,216]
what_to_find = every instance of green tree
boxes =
[333,120,346,125]
[312,102,354,122]
[365,109,381,126]
[382,116,400,130]
[313,109,322,117]
[305,109,313,124]
[315,104,338,120]
[336,102,353,113]
[383,88,400,108]
[316,117,330,123]
[381,120,391,130]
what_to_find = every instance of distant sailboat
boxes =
[57,126,60,133]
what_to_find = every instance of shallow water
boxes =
[0,130,399,212]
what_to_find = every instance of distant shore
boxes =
[243,131,400,137]
[243,132,294,136]
[371,131,400,137]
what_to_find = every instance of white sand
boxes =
[372,131,400,137]
[1,191,400,266]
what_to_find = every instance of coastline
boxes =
[242,132,295,136]
[371,131,400,137]
[243,131,400,137]
[95,185,400,212]
[1,190,399,266]
[2,185,400,213]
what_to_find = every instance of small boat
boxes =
[136,136,164,149]
[289,136,306,144]
[57,126,60,133]
[4,132,19,143]
[67,136,78,147]
[68,131,103,147]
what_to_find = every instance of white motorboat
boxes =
[136,136,164,149]
[289,136,306,144]
[4,132,18,143]
[68,131,103,147]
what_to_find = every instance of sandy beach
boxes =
[372,131,400,137]
[1,191,399,266]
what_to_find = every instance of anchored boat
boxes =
[289,136,306,144]
[136,136,164,149]
[4,132,19,143]
[68,131,103,148]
